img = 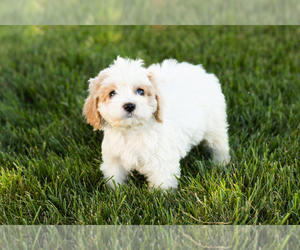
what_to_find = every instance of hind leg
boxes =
[204,129,230,165]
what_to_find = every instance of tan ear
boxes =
[83,95,102,130]
[147,71,163,123]
[154,94,163,123]
[83,73,107,130]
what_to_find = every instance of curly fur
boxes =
[83,56,230,190]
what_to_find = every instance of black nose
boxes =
[123,103,136,112]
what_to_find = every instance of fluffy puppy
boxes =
[83,56,230,190]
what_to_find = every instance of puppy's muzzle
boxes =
[123,103,136,113]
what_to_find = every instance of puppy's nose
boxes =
[123,103,136,112]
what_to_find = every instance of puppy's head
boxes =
[83,57,162,130]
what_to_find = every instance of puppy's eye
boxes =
[109,91,116,98]
[136,88,145,96]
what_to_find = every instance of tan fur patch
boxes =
[154,94,163,123]
[147,72,163,123]
[99,83,117,103]
[83,73,107,130]
[147,72,155,85]
[134,84,155,97]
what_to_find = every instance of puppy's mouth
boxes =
[125,112,137,118]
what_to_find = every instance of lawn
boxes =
[0,26,299,225]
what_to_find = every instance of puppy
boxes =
[83,56,230,190]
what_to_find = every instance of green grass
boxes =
[1,0,300,24]
[0,26,299,225]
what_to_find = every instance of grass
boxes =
[1,0,300,24]
[0,26,299,225]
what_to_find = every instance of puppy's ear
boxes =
[147,71,163,123]
[83,73,106,130]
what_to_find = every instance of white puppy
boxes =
[83,56,230,190]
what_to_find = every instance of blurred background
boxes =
[1,0,299,24]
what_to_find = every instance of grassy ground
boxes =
[0,26,299,225]
[1,0,300,25]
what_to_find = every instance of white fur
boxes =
[84,56,230,190]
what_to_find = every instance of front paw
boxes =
[105,177,118,189]
[100,162,128,189]
[147,173,179,190]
